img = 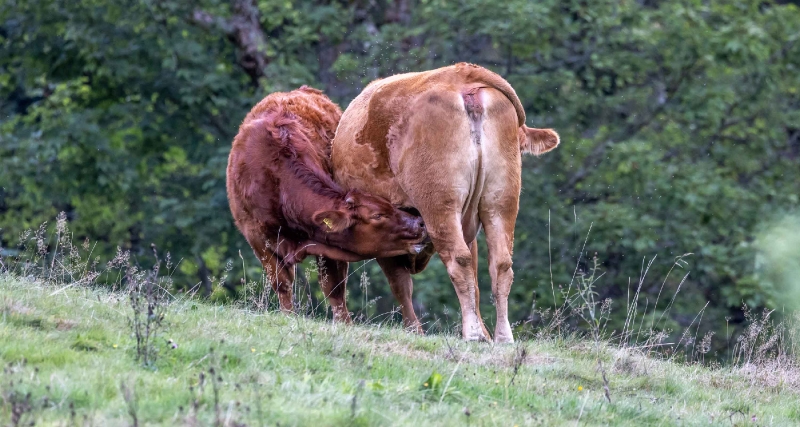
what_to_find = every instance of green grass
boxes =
[2,275,800,426]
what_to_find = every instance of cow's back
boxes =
[227,88,342,234]
[333,68,466,205]
[241,86,342,168]
[331,65,522,240]
[332,76,414,206]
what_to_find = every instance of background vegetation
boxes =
[2,0,799,357]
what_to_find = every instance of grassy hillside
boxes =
[2,275,799,426]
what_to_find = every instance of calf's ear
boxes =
[312,210,352,233]
[519,126,560,156]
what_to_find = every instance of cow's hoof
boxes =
[463,331,492,343]
[406,324,425,335]
[494,321,514,344]
[493,333,514,344]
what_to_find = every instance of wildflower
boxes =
[578,386,583,391]
[56,212,67,234]
[423,382,429,387]
[113,344,118,349]
[251,348,255,353]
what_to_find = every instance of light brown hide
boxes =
[331,63,559,342]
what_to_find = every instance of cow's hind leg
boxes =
[478,211,516,344]
[477,86,523,343]
[317,256,352,323]
[392,88,488,341]
[377,256,423,334]
[470,239,492,340]
[430,221,488,342]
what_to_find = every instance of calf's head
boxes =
[312,190,426,258]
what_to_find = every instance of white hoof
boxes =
[494,322,514,344]
[462,320,490,342]
[494,333,514,344]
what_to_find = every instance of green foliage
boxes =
[421,371,443,393]
[2,0,799,349]
[1,0,257,289]
[755,215,800,311]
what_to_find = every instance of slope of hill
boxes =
[1,275,798,426]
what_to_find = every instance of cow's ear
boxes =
[520,126,559,156]
[312,210,352,233]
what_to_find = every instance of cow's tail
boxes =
[455,62,560,156]
[455,62,527,127]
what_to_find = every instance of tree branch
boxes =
[191,0,268,86]
[559,59,700,193]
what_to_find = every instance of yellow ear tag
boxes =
[322,218,333,231]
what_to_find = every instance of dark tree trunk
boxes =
[191,0,269,86]
[197,256,212,296]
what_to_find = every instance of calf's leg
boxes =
[242,227,295,313]
[316,256,352,323]
[377,256,423,334]
[265,256,295,313]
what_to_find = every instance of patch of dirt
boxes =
[613,353,651,377]
[3,298,77,331]
[462,347,557,368]
[738,359,800,393]
[372,341,436,361]
[55,319,77,330]
[2,299,35,316]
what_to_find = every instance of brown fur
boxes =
[331,64,559,341]
[227,86,426,321]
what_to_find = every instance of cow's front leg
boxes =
[317,256,352,323]
[377,256,423,334]
[241,229,295,314]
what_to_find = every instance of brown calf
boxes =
[331,64,559,342]
[226,86,426,321]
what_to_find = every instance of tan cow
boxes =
[331,63,559,342]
